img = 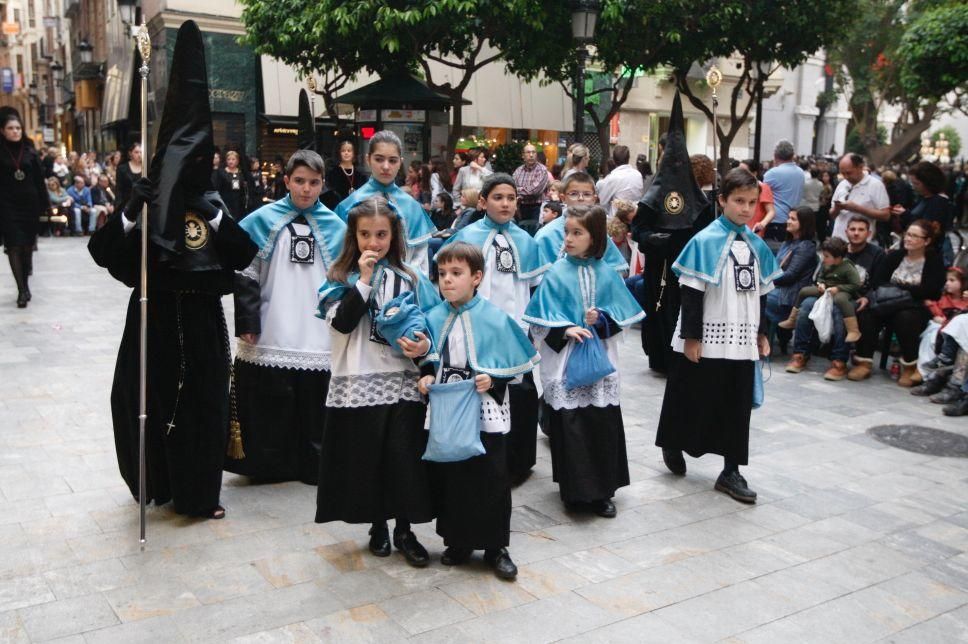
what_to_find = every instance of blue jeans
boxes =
[792,296,849,361]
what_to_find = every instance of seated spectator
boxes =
[454,188,482,230]
[65,175,93,236]
[766,208,817,353]
[545,180,563,204]
[848,219,946,386]
[90,174,115,230]
[911,312,968,415]
[926,268,968,333]
[779,237,862,343]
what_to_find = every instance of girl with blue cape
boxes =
[439,173,551,484]
[226,149,346,485]
[533,172,629,274]
[314,196,441,569]
[416,242,539,580]
[334,131,436,276]
[656,169,781,505]
[524,206,644,518]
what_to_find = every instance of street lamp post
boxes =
[571,0,600,145]
[117,0,139,29]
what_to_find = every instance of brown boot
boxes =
[824,360,848,381]
[897,361,922,387]
[847,359,873,381]
[777,307,799,330]
[785,353,808,373]
[843,316,861,343]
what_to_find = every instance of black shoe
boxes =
[930,386,963,405]
[16,292,27,308]
[923,356,954,370]
[715,470,757,504]
[441,547,472,566]
[393,530,430,567]
[592,499,617,518]
[368,524,391,557]
[24,287,30,302]
[662,448,686,475]
[911,377,947,397]
[484,548,518,580]
[943,394,968,417]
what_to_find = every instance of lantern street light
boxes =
[117,0,139,28]
[571,0,600,145]
[78,39,94,64]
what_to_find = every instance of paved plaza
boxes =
[0,236,966,643]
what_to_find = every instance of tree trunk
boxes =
[448,90,464,155]
[868,102,938,166]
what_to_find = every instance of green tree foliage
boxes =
[239,0,545,151]
[829,1,968,165]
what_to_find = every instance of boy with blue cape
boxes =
[656,169,781,505]
[440,173,550,484]
[525,205,644,518]
[534,171,629,274]
[415,242,539,580]
[226,142,346,484]
[334,131,436,276]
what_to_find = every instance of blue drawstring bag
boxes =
[423,378,485,463]
[752,359,770,409]
[564,326,616,390]
[375,292,428,355]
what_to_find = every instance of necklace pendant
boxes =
[13,169,25,181]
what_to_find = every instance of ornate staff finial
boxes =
[306,76,317,92]
[705,65,722,98]
[137,20,151,65]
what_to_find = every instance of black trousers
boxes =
[855,307,929,363]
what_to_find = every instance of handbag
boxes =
[808,291,834,344]
[867,285,915,316]
[423,378,485,463]
[375,291,428,355]
[564,324,616,390]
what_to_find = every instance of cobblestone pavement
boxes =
[1,237,967,643]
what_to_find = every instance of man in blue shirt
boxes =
[65,175,93,236]
[763,140,804,243]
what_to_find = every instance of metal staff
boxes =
[706,65,722,216]
[136,20,151,547]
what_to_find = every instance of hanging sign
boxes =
[1,68,14,94]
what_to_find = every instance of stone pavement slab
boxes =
[0,238,965,642]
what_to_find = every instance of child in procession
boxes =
[314,196,441,567]
[440,173,550,483]
[413,242,539,580]
[534,171,629,273]
[655,169,781,504]
[335,131,437,275]
[524,205,644,517]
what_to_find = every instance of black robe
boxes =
[88,211,257,515]
[631,203,713,371]
[0,139,47,247]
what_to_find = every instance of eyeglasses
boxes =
[565,191,595,201]
[904,231,927,240]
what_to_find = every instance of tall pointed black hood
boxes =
[148,20,217,254]
[639,91,708,229]
[297,89,315,152]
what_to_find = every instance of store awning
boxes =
[334,75,470,111]
[100,45,135,128]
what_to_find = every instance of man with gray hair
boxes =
[762,139,804,243]
[227,149,347,483]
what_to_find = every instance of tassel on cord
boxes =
[226,362,245,459]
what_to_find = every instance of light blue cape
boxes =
[317,259,441,318]
[440,215,549,279]
[672,215,781,286]
[422,295,538,378]
[333,177,436,249]
[524,254,645,328]
[534,212,629,273]
[240,195,345,263]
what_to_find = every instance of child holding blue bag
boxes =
[314,196,441,567]
[524,205,644,518]
[440,173,551,484]
[656,169,780,504]
[413,242,538,580]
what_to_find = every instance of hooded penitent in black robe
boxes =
[631,92,713,372]
[88,21,257,517]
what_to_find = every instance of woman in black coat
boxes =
[766,208,818,351]
[114,142,143,211]
[849,218,946,386]
[0,113,49,308]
